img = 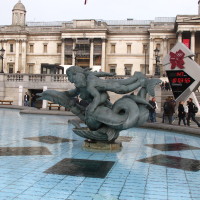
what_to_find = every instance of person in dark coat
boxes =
[165,81,170,91]
[148,97,157,123]
[178,101,186,125]
[187,98,200,127]
[163,97,175,124]
[24,92,30,106]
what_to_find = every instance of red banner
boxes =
[182,39,190,49]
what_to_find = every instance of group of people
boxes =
[160,81,171,91]
[24,92,37,107]
[148,96,200,128]
[177,98,200,127]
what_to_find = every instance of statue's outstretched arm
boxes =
[65,88,79,97]
[92,72,115,77]
[99,79,144,94]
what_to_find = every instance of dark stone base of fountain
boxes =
[83,140,122,152]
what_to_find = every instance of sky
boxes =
[0,0,198,25]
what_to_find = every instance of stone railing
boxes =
[3,73,168,83]
[5,74,69,83]
[7,74,24,82]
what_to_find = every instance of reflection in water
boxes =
[138,154,200,172]
[0,146,52,156]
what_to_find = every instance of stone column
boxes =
[61,39,65,65]
[178,31,182,43]
[2,40,7,73]
[0,74,5,100]
[162,38,168,75]
[21,40,27,73]
[72,39,76,66]
[163,38,168,55]
[42,86,47,109]
[101,39,106,72]
[199,0,200,15]
[90,39,94,69]
[15,40,19,73]
[18,85,23,106]
[149,37,154,75]
[191,31,195,54]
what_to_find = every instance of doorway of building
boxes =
[29,89,43,108]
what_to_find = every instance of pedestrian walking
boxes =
[187,98,200,127]
[163,97,175,124]
[178,101,186,125]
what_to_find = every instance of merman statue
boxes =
[38,66,161,142]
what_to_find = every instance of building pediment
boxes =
[176,15,200,23]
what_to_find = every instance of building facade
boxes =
[1,1,200,106]
[1,1,200,77]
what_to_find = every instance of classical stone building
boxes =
[0,1,200,106]
[1,1,200,76]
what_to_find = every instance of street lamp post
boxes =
[0,47,5,73]
[154,47,160,76]
[72,48,78,66]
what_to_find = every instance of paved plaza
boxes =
[0,108,200,200]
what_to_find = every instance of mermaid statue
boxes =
[38,66,161,142]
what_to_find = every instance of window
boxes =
[29,64,34,74]
[65,55,72,65]
[10,44,14,53]
[127,44,131,54]
[29,44,34,53]
[43,44,48,53]
[57,44,61,53]
[124,64,132,75]
[109,65,116,73]
[94,55,101,65]
[111,44,116,53]
[8,64,14,73]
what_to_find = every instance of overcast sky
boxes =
[0,0,198,25]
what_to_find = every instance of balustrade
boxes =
[7,74,23,82]
[29,74,46,82]
[4,73,69,83]
[51,74,68,82]
[2,73,132,84]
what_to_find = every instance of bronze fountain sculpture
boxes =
[38,66,161,148]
